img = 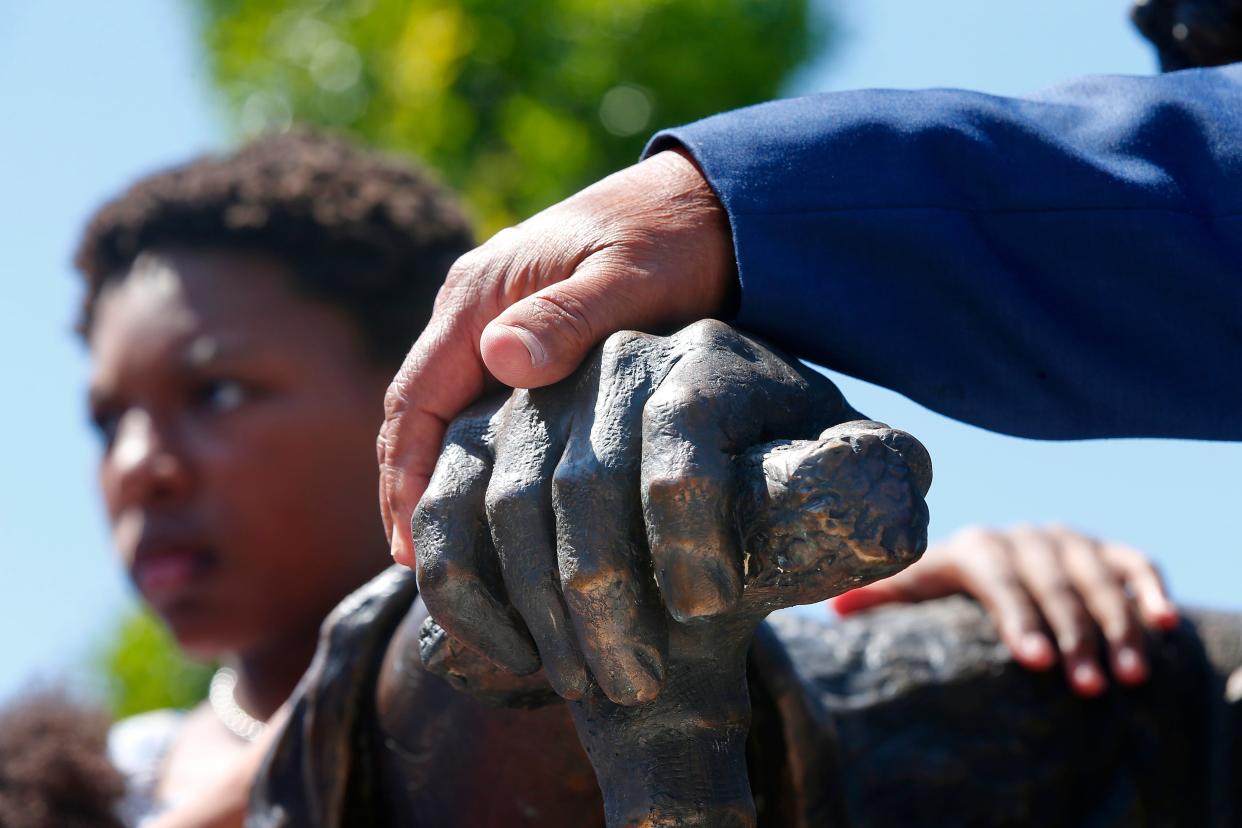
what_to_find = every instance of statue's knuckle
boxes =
[561,559,616,599]
[551,463,593,503]
[681,317,731,342]
[415,554,453,595]
[667,591,724,621]
[643,392,693,429]
[600,329,644,354]
[411,491,449,530]
[643,471,687,506]
[485,479,538,525]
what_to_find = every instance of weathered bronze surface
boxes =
[248,323,1242,827]
[251,575,1242,826]
[409,322,931,827]
[777,598,1242,826]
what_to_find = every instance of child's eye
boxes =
[196,379,248,413]
[89,407,120,446]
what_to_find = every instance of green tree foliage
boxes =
[96,608,211,718]
[190,0,826,232]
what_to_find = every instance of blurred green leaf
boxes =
[96,608,211,719]
[187,0,829,234]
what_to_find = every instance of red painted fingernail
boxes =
[1019,633,1052,665]
[1072,662,1104,695]
[1115,647,1146,683]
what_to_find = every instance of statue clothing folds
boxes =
[250,566,1242,826]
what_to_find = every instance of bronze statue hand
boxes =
[413,320,862,701]
[411,320,931,826]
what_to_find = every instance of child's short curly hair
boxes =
[75,128,475,366]
[0,692,125,828]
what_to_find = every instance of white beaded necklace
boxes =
[208,667,266,743]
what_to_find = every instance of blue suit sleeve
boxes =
[646,65,1242,440]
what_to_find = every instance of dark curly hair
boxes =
[75,128,475,366]
[0,692,125,828]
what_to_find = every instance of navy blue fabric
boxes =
[645,65,1242,440]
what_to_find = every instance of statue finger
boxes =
[486,389,591,699]
[639,321,829,621]
[553,333,668,705]
[413,402,539,676]
[417,615,560,709]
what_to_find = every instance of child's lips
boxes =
[130,542,216,603]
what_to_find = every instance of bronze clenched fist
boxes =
[411,321,931,827]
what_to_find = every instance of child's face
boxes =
[88,248,393,659]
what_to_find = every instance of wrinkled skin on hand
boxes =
[411,321,932,827]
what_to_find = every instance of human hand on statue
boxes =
[378,149,736,568]
[410,321,931,706]
[834,525,1179,696]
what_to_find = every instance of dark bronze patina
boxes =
[408,322,930,827]
[250,322,1242,827]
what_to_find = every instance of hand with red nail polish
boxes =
[377,149,736,567]
[833,525,1179,696]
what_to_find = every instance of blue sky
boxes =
[1,0,1238,703]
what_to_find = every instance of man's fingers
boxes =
[486,391,591,699]
[378,424,396,544]
[1103,542,1180,630]
[412,406,540,676]
[382,309,490,567]
[479,149,734,391]
[382,455,428,569]
[480,253,660,390]
[1054,529,1148,686]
